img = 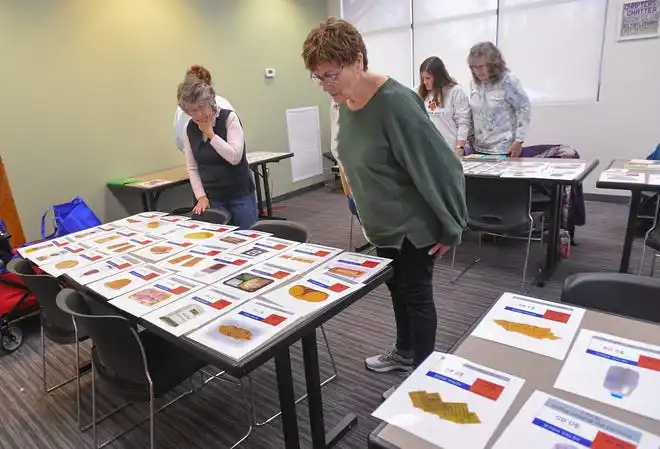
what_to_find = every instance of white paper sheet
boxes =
[214,261,297,301]
[262,269,362,315]
[86,264,171,299]
[372,352,524,449]
[315,252,392,284]
[110,213,166,229]
[209,229,271,252]
[471,293,586,360]
[187,298,300,361]
[554,330,660,421]
[268,243,343,273]
[66,255,143,285]
[109,275,202,317]
[286,106,323,182]
[101,233,163,256]
[229,236,299,263]
[39,248,111,277]
[17,235,75,259]
[121,217,178,235]
[598,169,647,184]
[145,221,235,245]
[648,174,660,186]
[142,285,248,336]
[130,238,195,263]
[64,224,120,243]
[492,390,660,449]
[82,229,145,250]
[174,252,253,285]
[155,245,230,271]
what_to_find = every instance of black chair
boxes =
[561,273,660,323]
[6,259,90,401]
[451,177,534,291]
[247,220,339,426]
[55,289,246,449]
[168,207,232,225]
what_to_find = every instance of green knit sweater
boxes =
[336,78,467,249]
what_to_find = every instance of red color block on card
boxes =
[233,259,247,265]
[142,273,158,281]
[263,314,286,326]
[638,355,660,372]
[211,299,231,310]
[272,271,289,279]
[362,260,379,268]
[315,250,330,257]
[592,432,636,449]
[170,286,189,295]
[116,263,131,269]
[469,378,504,401]
[329,283,349,293]
[543,309,570,323]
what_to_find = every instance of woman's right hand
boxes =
[193,196,210,215]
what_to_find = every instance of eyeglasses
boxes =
[311,67,343,85]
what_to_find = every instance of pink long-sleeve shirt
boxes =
[183,109,245,200]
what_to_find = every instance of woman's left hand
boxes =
[507,141,523,157]
[428,242,451,258]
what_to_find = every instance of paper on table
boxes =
[174,252,253,285]
[372,352,524,449]
[121,218,178,235]
[131,179,171,188]
[554,329,660,421]
[268,243,343,273]
[262,269,362,315]
[598,169,647,184]
[39,248,111,277]
[142,285,248,336]
[211,229,272,252]
[648,174,660,186]
[187,298,300,361]
[286,106,323,182]
[83,228,144,250]
[492,390,660,449]
[156,245,230,271]
[316,252,392,284]
[109,274,202,317]
[28,242,93,266]
[17,235,75,259]
[86,264,171,299]
[130,238,195,263]
[65,224,120,243]
[66,255,143,285]
[214,261,297,301]
[101,233,164,256]
[470,292,585,360]
[229,236,299,263]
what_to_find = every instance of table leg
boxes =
[275,347,300,449]
[140,193,150,212]
[619,190,641,273]
[535,184,563,287]
[302,331,357,449]
[252,166,265,218]
[262,163,274,218]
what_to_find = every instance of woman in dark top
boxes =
[178,68,258,229]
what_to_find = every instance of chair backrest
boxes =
[465,177,532,233]
[7,258,74,341]
[191,207,232,225]
[56,289,149,384]
[250,220,311,243]
[561,273,660,323]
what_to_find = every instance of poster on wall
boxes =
[286,106,323,182]
[618,0,660,41]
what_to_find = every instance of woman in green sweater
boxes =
[302,18,468,398]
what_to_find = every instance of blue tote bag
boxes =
[41,196,101,240]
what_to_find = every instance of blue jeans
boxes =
[211,192,258,229]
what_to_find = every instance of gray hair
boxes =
[177,74,217,112]
[467,41,508,84]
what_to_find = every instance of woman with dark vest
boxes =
[178,68,258,229]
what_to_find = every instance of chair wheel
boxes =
[1,325,23,353]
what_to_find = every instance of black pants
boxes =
[377,239,436,367]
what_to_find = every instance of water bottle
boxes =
[560,229,571,259]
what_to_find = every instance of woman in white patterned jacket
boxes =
[467,42,531,157]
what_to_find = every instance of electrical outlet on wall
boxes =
[264,68,276,79]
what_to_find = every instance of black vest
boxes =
[187,109,254,201]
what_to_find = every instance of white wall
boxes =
[326,0,660,195]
